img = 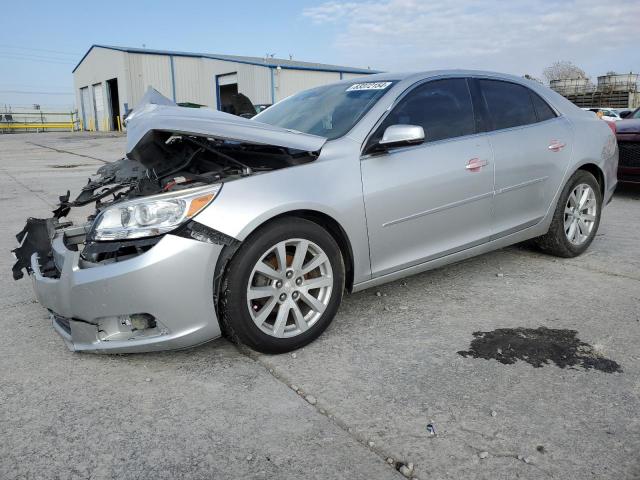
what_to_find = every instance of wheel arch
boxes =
[574,162,605,197]
[213,209,356,321]
[257,210,355,292]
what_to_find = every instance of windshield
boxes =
[254,81,396,140]
[633,108,640,119]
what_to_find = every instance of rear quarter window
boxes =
[530,92,557,122]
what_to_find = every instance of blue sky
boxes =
[2,0,639,108]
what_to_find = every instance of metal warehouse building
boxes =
[73,45,377,131]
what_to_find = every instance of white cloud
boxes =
[302,0,640,77]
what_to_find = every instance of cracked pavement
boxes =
[1,132,639,479]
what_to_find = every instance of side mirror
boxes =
[379,124,425,148]
[619,111,631,119]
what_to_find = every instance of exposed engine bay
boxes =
[56,131,316,218]
[11,130,317,280]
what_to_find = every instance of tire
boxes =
[534,170,602,258]
[220,217,345,354]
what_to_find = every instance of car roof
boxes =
[346,69,541,84]
[342,69,585,119]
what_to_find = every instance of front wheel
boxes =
[534,170,602,258]
[220,217,345,353]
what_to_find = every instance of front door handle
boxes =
[465,158,488,172]
[548,141,566,152]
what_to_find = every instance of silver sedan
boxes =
[13,70,618,354]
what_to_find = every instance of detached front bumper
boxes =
[31,229,224,353]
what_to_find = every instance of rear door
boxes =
[361,77,495,277]
[474,79,573,236]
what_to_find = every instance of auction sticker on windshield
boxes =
[346,82,392,92]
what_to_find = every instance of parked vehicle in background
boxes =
[12,71,618,355]
[582,107,623,122]
[614,108,633,119]
[615,107,640,183]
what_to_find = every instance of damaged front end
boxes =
[12,89,326,352]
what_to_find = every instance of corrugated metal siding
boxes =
[74,47,378,118]
[198,59,271,107]
[341,72,370,80]
[237,64,271,105]
[200,58,239,107]
[126,53,173,106]
[173,56,205,104]
[275,70,341,101]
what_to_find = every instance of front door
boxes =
[361,78,495,277]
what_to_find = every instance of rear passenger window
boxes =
[380,78,475,143]
[530,92,557,122]
[479,80,537,130]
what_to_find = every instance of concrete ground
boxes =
[1,132,638,480]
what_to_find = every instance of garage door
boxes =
[80,87,91,130]
[92,83,104,131]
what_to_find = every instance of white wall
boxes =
[341,72,371,81]
[137,56,273,108]
[126,53,173,107]
[173,56,204,104]
[275,69,341,102]
[199,59,272,107]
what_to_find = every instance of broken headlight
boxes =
[90,184,221,240]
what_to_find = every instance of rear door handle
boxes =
[548,141,566,152]
[466,158,488,172]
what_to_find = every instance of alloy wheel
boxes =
[564,183,597,246]
[246,239,333,338]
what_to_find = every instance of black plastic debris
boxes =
[52,190,71,219]
[458,326,622,373]
[11,218,56,280]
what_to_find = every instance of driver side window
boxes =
[374,78,476,145]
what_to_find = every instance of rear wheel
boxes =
[534,170,602,258]
[221,217,345,353]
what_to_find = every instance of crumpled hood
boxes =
[125,88,326,154]
[616,118,640,134]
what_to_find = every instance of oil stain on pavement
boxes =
[458,327,622,373]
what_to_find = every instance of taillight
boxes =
[605,121,616,135]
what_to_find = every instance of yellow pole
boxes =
[117,115,122,132]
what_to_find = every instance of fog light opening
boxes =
[98,314,164,342]
[129,313,156,331]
